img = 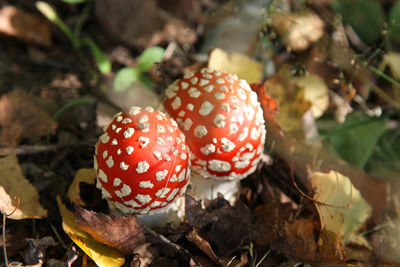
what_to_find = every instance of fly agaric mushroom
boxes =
[163,68,266,204]
[94,106,190,226]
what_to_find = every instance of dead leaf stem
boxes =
[2,196,20,267]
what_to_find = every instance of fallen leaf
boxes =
[187,229,219,264]
[95,0,164,46]
[270,10,324,51]
[0,5,51,46]
[0,154,47,219]
[279,219,345,263]
[276,88,311,132]
[310,171,372,242]
[75,205,145,255]
[208,48,263,83]
[67,168,96,206]
[185,195,255,256]
[57,197,125,267]
[324,111,388,169]
[255,204,345,263]
[131,243,155,267]
[0,91,56,147]
[23,237,55,265]
[295,75,329,118]
[370,216,400,263]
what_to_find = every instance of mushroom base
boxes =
[186,172,240,206]
[107,196,186,228]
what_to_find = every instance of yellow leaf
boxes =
[0,154,47,219]
[208,48,263,83]
[310,171,372,242]
[276,89,311,132]
[381,51,400,80]
[57,196,125,267]
[295,75,329,118]
[67,168,96,206]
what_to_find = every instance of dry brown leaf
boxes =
[208,48,263,83]
[258,215,345,263]
[131,243,155,267]
[0,154,47,219]
[0,91,56,147]
[187,229,219,264]
[57,197,125,267]
[185,195,254,257]
[75,205,145,255]
[67,168,96,206]
[270,10,324,51]
[0,5,51,46]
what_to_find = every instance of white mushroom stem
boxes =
[186,172,240,206]
[107,196,186,228]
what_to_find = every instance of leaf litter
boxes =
[2,0,400,266]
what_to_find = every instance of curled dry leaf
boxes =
[67,168,96,206]
[270,10,324,51]
[185,195,255,257]
[75,205,145,255]
[310,171,372,242]
[0,154,47,219]
[187,229,219,264]
[255,204,345,264]
[57,197,125,267]
[208,48,263,84]
[0,5,51,47]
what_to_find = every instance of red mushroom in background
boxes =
[94,106,190,226]
[163,68,266,203]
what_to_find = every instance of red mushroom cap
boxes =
[163,68,266,180]
[94,106,190,214]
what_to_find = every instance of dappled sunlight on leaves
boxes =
[0,154,47,219]
[57,197,125,267]
[310,171,372,242]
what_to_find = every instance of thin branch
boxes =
[0,140,96,157]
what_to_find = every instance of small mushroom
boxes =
[164,68,266,204]
[94,106,190,226]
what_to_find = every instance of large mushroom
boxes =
[163,68,266,204]
[94,106,190,226]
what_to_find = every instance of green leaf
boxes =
[35,1,58,21]
[137,46,164,72]
[138,74,155,89]
[331,0,385,44]
[83,38,111,74]
[365,129,400,180]
[60,0,86,4]
[113,67,140,92]
[323,112,388,169]
[388,1,400,43]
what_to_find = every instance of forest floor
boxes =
[1,0,400,266]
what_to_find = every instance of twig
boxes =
[2,196,20,267]
[48,220,67,249]
[143,225,194,262]
[2,213,7,267]
[0,140,96,157]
